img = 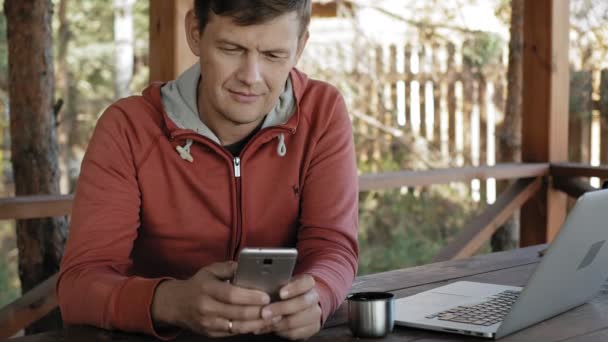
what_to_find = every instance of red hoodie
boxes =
[57,68,359,338]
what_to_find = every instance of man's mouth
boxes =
[228,90,261,104]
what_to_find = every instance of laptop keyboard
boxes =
[425,290,521,326]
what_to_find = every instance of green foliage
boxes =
[358,188,483,275]
[494,0,512,25]
[0,222,19,307]
[0,257,19,307]
[462,32,504,71]
[52,0,149,132]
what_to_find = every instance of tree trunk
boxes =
[4,0,67,334]
[114,0,135,99]
[492,0,524,252]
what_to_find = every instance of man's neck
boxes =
[205,116,265,146]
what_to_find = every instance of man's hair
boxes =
[194,0,312,37]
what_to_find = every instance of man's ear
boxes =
[185,9,202,57]
[294,30,310,64]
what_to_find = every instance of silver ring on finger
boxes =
[227,319,233,334]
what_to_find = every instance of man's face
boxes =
[187,11,308,127]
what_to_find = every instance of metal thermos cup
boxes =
[347,292,395,338]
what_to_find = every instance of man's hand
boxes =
[258,275,323,340]
[151,261,280,337]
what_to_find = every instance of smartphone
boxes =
[233,247,298,301]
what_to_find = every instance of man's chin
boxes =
[223,112,266,126]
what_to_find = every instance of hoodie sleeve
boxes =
[293,90,359,324]
[56,105,179,340]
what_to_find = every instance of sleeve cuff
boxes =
[114,276,182,340]
[311,277,333,326]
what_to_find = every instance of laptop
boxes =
[394,189,608,339]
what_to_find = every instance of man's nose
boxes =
[236,54,262,86]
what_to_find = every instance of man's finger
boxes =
[262,290,319,319]
[279,275,315,300]
[202,261,237,280]
[273,304,321,332]
[204,279,270,306]
[201,298,266,321]
[230,317,281,335]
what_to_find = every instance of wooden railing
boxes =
[0,162,607,338]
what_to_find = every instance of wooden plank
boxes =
[0,195,73,220]
[0,274,58,339]
[551,163,608,179]
[521,0,570,246]
[431,43,442,142]
[568,71,593,163]
[149,0,197,83]
[433,177,542,261]
[0,164,551,221]
[600,70,608,166]
[347,245,544,302]
[358,163,549,191]
[404,44,413,133]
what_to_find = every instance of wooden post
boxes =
[419,46,427,137]
[404,44,413,133]
[388,45,397,143]
[600,69,608,166]
[149,0,198,82]
[432,43,442,142]
[568,71,592,163]
[447,43,457,157]
[479,77,488,199]
[520,0,569,245]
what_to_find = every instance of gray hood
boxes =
[160,63,296,146]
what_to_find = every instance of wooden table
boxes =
[12,245,608,341]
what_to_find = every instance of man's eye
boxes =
[266,53,285,60]
[220,47,241,53]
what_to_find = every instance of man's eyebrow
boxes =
[216,38,289,55]
[262,48,290,55]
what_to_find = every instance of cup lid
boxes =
[347,292,395,301]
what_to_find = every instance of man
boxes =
[57,0,358,340]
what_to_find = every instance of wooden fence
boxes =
[301,42,608,199]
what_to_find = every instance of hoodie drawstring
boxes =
[277,133,287,157]
[176,139,194,163]
[177,135,285,162]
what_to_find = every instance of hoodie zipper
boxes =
[171,128,294,260]
[233,157,242,260]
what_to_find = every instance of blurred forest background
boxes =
[0,0,607,310]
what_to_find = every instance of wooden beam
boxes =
[553,177,597,199]
[312,2,338,18]
[149,0,197,83]
[550,162,608,179]
[433,177,542,262]
[521,1,570,246]
[0,195,73,220]
[358,163,549,191]
[0,274,57,339]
